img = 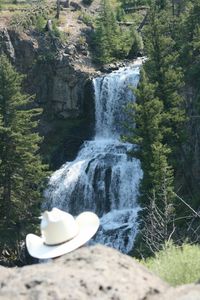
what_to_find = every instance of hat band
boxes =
[43,230,79,247]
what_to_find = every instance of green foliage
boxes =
[93,0,143,64]
[143,243,200,286]
[167,0,200,205]
[178,0,200,90]
[35,15,46,31]
[10,2,54,31]
[133,4,185,190]
[0,0,29,10]
[144,8,186,167]
[125,1,189,255]
[94,0,118,63]
[120,0,148,8]
[79,12,95,27]
[128,29,143,58]
[49,18,68,43]
[0,55,48,262]
[126,69,174,205]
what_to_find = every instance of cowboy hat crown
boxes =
[41,208,79,245]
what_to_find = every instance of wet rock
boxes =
[100,62,126,73]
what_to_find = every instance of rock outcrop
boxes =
[0,27,97,167]
[0,245,168,300]
[0,0,105,168]
[0,245,199,300]
[0,28,95,119]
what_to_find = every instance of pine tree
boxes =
[175,0,200,205]
[125,69,175,255]
[143,4,186,166]
[94,0,142,63]
[126,0,200,255]
[126,70,174,204]
[94,0,118,63]
[94,22,113,64]
[179,0,200,90]
[0,55,48,255]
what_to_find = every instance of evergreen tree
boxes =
[94,0,142,63]
[125,0,199,255]
[175,0,200,205]
[0,55,48,257]
[179,0,200,91]
[94,0,118,64]
[126,70,175,255]
[143,4,185,166]
[126,70,174,204]
[94,22,113,64]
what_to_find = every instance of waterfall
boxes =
[44,60,143,254]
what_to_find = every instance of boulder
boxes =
[70,1,82,10]
[1,245,200,299]
[0,245,168,300]
[60,0,70,8]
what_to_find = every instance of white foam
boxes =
[44,61,143,253]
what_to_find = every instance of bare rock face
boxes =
[0,29,15,61]
[0,245,168,300]
[0,28,94,120]
[0,28,96,167]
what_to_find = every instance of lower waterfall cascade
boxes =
[44,59,143,254]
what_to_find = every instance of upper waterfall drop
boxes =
[44,60,143,254]
[94,64,141,139]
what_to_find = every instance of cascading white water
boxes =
[44,60,143,253]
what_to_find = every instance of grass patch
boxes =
[1,3,29,9]
[0,0,32,10]
[142,243,200,286]
[10,1,55,30]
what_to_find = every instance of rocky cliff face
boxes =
[0,26,98,168]
[0,245,199,300]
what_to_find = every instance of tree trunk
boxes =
[56,0,60,19]
[2,170,11,220]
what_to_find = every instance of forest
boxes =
[0,0,200,275]
[92,0,200,258]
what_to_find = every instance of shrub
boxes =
[35,15,46,31]
[10,2,54,31]
[142,243,200,286]
[80,12,95,26]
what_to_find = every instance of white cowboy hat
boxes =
[26,208,100,259]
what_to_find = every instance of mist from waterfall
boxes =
[44,60,143,253]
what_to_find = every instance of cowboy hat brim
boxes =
[26,212,100,259]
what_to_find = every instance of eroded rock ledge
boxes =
[0,245,199,300]
[0,28,96,119]
[0,27,97,167]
